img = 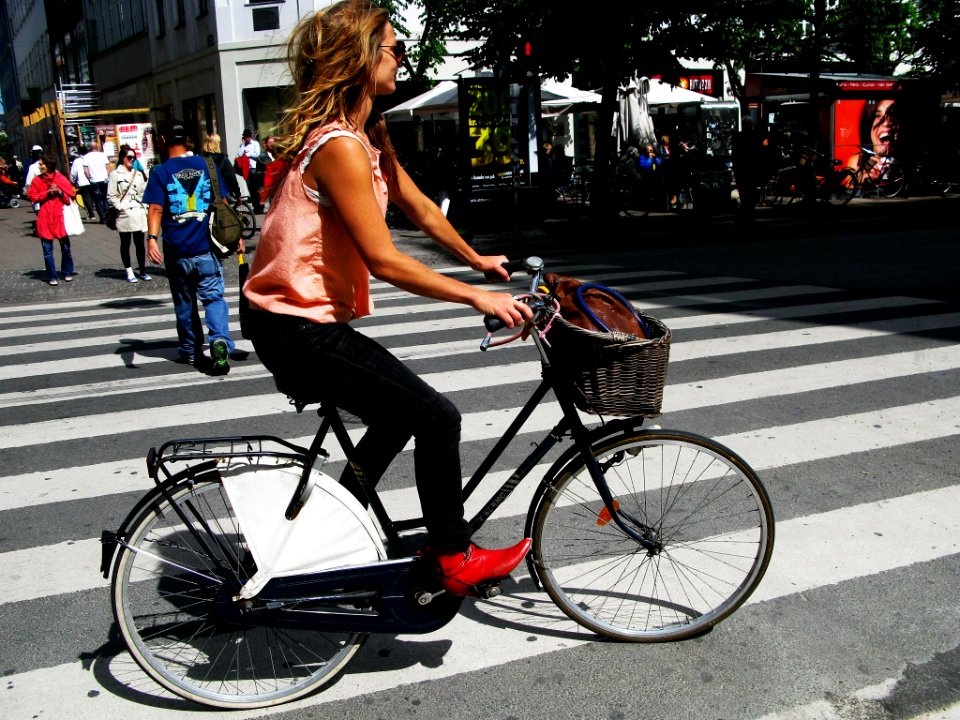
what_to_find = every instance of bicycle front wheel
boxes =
[532,429,774,642]
[112,476,365,709]
[237,201,257,239]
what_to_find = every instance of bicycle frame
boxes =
[101,259,659,636]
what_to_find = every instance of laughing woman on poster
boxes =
[846,98,900,181]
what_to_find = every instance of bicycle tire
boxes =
[825,168,857,205]
[877,163,905,198]
[237,201,257,239]
[112,476,366,709]
[531,428,774,642]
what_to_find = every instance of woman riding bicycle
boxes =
[243,0,533,596]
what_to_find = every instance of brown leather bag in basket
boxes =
[543,272,648,338]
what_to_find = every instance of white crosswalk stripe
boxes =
[1,260,958,720]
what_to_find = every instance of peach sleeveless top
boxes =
[244,122,389,323]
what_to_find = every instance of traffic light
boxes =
[517,34,536,76]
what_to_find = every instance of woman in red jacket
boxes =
[27,155,77,285]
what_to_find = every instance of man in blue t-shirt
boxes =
[145,118,237,375]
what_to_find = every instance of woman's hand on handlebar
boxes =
[472,254,511,282]
[473,290,533,329]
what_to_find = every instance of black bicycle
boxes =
[765,147,857,205]
[101,256,775,709]
[230,195,257,240]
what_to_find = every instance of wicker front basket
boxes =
[545,310,671,417]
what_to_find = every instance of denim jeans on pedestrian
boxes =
[41,238,74,281]
[249,312,472,550]
[89,181,108,221]
[165,251,234,361]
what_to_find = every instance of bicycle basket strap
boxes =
[575,283,650,337]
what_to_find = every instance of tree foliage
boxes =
[400,0,953,97]
[396,0,955,211]
[822,0,919,75]
[909,0,960,86]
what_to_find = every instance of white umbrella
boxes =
[384,80,602,119]
[645,77,718,106]
[383,80,459,118]
[540,80,602,111]
[618,77,658,151]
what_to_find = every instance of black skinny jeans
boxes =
[119,230,146,272]
[250,312,471,551]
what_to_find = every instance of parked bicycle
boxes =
[763,147,856,206]
[101,256,775,709]
[849,147,905,199]
[903,158,957,198]
[230,195,257,240]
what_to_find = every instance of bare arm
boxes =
[389,165,510,281]
[147,204,164,264]
[308,138,529,327]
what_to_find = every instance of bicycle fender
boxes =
[99,467,221,579]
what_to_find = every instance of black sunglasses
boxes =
[123,154,136,160]
[379,40,405,62]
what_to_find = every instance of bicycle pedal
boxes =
[415,589,446,605]
[474,582,502,599]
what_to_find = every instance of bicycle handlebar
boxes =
[480,256,556,351]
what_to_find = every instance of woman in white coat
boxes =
[108,145,151,282]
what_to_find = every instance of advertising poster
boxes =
[95,124,118,157]
[459,78,522,191]
[834,94,901,180]
[117,123,155,165]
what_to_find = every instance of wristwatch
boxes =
[147,234,158,240]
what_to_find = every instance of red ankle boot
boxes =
[433,538,533,596]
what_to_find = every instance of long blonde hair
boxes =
[277,0,399,194]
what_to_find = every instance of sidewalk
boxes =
[0,204,173,304]
[0,204,464,305]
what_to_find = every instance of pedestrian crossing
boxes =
[1,259,959,720]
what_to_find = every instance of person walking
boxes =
[144,118,236,375]
[108,144,151,283]
[200,133,241,199]
[23,145,44,213]
[83,144,111,222]
[236,129,263,212]
[255,135,277,211]
[70,146,97,220]
[26,154,77,286]
[8,155,23,186]
[243,0,533,596]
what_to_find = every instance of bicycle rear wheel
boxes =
[532,429,774,642]
[237,201,257,239]
[112,476,365,709]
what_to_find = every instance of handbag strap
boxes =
[574,283,650,336]
[114,169,136,207]
[203,157,225,204]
